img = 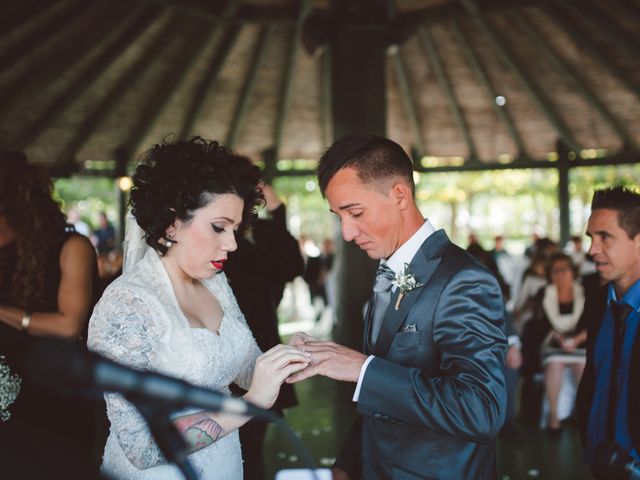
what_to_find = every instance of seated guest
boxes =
[534,253,587,432]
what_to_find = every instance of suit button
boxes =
[373,413,382,419]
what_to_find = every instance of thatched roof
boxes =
[1,0,639,175]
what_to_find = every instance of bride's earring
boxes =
[166,232,174,248]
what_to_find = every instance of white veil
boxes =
[122,211,149,274]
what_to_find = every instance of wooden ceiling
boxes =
[0,0,638,176]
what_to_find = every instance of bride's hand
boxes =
[244,345,310,409]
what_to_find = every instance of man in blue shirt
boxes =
[577,186,640,479]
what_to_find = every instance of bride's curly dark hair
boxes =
[130,137,264,255]
[0,150,69,308]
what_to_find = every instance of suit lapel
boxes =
[373,230,450,357]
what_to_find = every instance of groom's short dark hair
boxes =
[317,134,415,196]
[591,186,640,239]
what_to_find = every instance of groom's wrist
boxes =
[352,355,375,402]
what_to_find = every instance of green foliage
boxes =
[53,177,120,229]
[272,176,334,243]
[50,163,639,250]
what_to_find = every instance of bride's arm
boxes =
[171,344,310,454]
[88,286,168,469]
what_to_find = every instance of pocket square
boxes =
[402,323,417,332]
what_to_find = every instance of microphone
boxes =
[26,338,275,421]
[595,442,640,480]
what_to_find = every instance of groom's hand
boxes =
[288,331,317,347]
[286,341,366,383]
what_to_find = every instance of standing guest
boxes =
[88,137,309,480]
[514,256,548,332]
[225,177,305,480]
[0,150,101,478]
[534,253,587,432]
[577,186,640,479]
[491,235,515,298]
[92,211,117,254]
[289,134,506,480]
[67,207,91,237]
[565,235,597,277]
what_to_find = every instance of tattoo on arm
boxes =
[175,412,225,453]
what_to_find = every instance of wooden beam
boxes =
[272,0,312,158]
[178,26,241,140]
[461,0,582,153]
[118,21,219,160]
[139,0,299,26]
[450,19,527,159]
[56,16,183,168]
[418,26,478,161]
[273,150,640,176]
[14,5,160,149]
[563,0,640,59]
[178,0,242,139]
[390,0,568,41]
[0,0,58,43]
[0,0,87,74]
[0,1,129,121]
[391,49,426,158]
[225,25,273,149]
[609,0,640,26]
[540,3,640,103]
[510,10,637,150]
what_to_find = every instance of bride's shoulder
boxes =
[98,261,162,307]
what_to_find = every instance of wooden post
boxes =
[556,140,571,248]
[326,1,388,350]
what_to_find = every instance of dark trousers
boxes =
[239,419,269,480]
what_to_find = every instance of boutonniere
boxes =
[391,263,424,310]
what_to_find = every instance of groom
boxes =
[289,134,507,479]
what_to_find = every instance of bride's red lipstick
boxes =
[211,259,225,270]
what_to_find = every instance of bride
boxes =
[88,137,310,480]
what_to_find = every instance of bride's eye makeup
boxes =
[211,224,225,233]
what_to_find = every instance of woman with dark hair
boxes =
[87,137,309,480]
[0,150,100,478]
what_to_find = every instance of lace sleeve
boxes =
[213,273,261,390]
[87,286,167,470]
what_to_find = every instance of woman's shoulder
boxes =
[60,231,95,256]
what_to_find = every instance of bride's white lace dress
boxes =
[88,249,261,480]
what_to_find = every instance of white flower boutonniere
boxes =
[391,263,424,310]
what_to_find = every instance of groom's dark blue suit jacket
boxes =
[335,230,507,480]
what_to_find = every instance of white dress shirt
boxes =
[353,219,436,401]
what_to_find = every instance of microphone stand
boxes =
[130,397,198,480]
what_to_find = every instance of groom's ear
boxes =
[389,182,412,210]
